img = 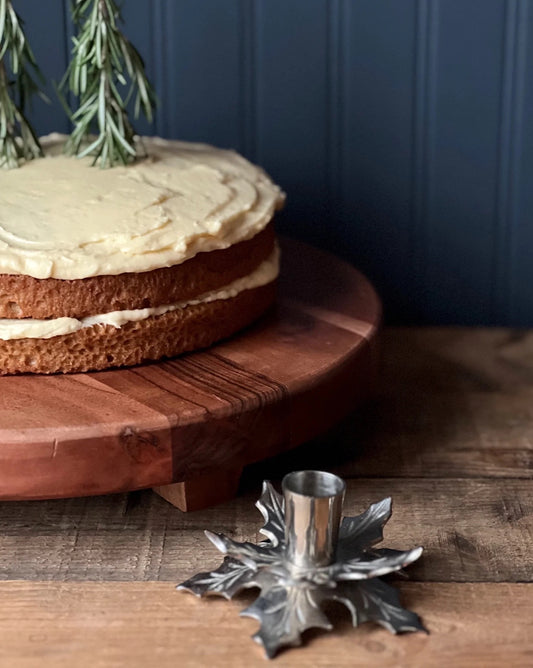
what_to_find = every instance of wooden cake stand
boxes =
[0,239,381,511]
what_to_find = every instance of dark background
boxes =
[22,0,533,325]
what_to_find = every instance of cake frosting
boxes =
[0,246,279,340]
[0,135,285,279]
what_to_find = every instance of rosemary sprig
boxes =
[0,0,45,169]
[60,0,156,168]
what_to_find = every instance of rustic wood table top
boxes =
[0,327,531,667]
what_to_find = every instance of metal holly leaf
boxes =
[318,578,426,634]
[256,481,285,546]
[336,497,392,558]
[177,482,426,658]
[330,546,423,580]
[204,530,280,570]
[178,557,256,600]
[240,572,332,658]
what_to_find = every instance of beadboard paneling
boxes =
[23,0,70,136]
[252,0,330,247]
[339,0,418,322]
[120,0,157,137]
[13,1,533,325]
[424,0,507,325]
[159,1,243,148]
[508,2,532,325]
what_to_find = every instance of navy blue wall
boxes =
[21,1,533,325]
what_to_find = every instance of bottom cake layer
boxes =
[0,282,275,375]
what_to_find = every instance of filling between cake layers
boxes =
[0,247,279,341]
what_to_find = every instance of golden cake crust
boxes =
[0,225,275,319]
[0,282,275,375]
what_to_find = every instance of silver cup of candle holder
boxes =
[282,470,345,569]
[178,471,426,659]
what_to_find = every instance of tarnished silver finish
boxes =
[282,471,345,568]
[178,471,426,659]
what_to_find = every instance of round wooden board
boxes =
[0,239,381,504]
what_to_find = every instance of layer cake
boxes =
[0,136,284,374]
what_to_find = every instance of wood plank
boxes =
[0,581,530,667]
[380,328,533,393]
[341,479,533,583]
[304,327,533,479]
[0,477,530,583]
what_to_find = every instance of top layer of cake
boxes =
[0,135,285,280]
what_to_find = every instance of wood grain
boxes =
[0,239,380,501]
[0,477,530,583]
[341,328,533,479]
[153,466,243,511]
[0,581,530,668]
[1,327,532,666]
[257,328,533,480]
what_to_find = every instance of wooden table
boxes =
[0,327,531,667]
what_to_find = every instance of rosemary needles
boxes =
[60,0,156,168]
[0,0,45,169]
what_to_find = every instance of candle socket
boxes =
[282,470,345,568]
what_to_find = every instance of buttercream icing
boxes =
[0,135,284,279]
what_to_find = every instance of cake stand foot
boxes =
[153,467,243,512]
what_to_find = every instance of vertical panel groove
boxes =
[62,0,73,130]
[410,0,439,318]
[326,0,344,220]
[147,3,156,136]
[61,0,70,69]
[492,0,519,322]
[240,0,257,160]
[152,0,168,137]
[507,0,529,323]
